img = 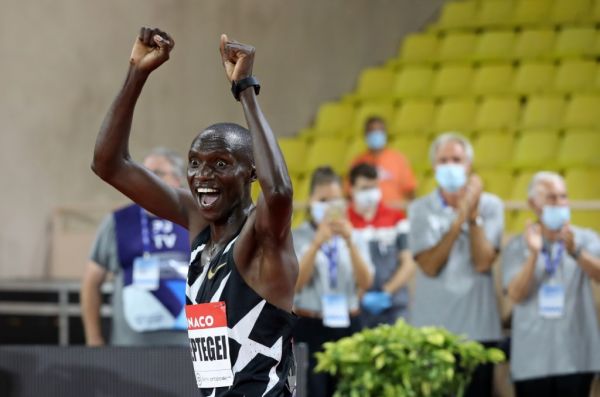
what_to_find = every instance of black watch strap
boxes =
[231,76,260,101]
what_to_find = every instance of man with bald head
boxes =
[503,171,600,397]
[92,27,297,396]
[81,148,190,347]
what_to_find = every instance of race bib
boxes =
[322,294,350,328]
[539,283,565,319]
[186,302,234,389]
[132,256,160,291]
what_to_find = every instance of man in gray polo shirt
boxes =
[408,132,503,397]
[503,171,600,397]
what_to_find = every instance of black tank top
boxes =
[186,226,296,397]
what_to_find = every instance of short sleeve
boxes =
[408,199,440,255]
[482,194,504,250]
[501,235,527,289]
[89,215,119,272]
[395,219,409,251]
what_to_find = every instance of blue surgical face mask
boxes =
[310,202,329,224]
[366,130,387,150]
[435,164,467,193]
[541,205,570,231]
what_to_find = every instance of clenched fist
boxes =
[219,34,255,82]
[130,27,175,74]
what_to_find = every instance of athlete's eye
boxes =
[189,159,200,168]
[216,160,227,168]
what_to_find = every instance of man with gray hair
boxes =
[408,132,504,397]
[502,171,600,396]
[81,148,190,346]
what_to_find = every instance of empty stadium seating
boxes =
[287,0,600,230]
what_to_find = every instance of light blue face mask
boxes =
[541,205,571,231]
[435,164,467,193]
[310,202,329,224]
[366,130,387,150]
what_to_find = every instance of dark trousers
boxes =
[464,341,497,397]
[292,316,361,397]
[514,372,595,397]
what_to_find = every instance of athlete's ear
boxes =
[250,164,257,182]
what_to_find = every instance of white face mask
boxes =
[310,201,329,224]
[353,188,382,211]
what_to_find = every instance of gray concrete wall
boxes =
[0,0,444,278]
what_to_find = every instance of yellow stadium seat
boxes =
[436,1,478,30]
[292,209,308,229]
[564,169,600,199]
[398,33,439,64]
[507,209,537,235]
[550,0,591,25]
[355,67,395,101]
[390,99,435,136]
[345,138,368,168]
[476,0,516,28]
[473,133,515,169]
[563,94,600,129]
[510,171,537,201]
[433,98,478,133]
[313,102,355,137]
[473,30,517,62]
[553,60,597,94]
[393,66,435,99]
[278,138,308,177]
[512,130,560,170]
[512,0,552,26]
[554,27,597,59]
[438,32,478,63]
[513,28,556,60]
[352,102,395,135]
[417,175,438,197]
[475,96,521,131]
[513,61,555,95]
[593,0,600,22]
[390,136,431,171]
[571,211,600,231]
[520,95,566,130]
[293,175,311,203]
[478,170,514,199]
[432,65,474,97]
[471,64,514,96]
[305,138,348,175]
[558,130,600,168]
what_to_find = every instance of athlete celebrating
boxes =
[92,27,298,396]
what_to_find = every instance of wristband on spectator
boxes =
[231,76,260,101]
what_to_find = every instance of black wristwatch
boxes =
[231,76,261,101]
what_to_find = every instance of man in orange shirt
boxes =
[350,116,417,208]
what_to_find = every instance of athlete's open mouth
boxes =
[197,187,221,208]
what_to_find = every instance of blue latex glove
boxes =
[361,291,392,315]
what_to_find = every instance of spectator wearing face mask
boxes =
[347,163,415,328]
[350,116,417,208]
[408,132,504,397]
[503,172,600,397]
[292,166,374,397]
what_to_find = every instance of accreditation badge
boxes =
[538,282,565,319]
[186,302,234,389]
[321,293,350,328]
[132,256,160,291]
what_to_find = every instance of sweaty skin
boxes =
[92,27,297,311]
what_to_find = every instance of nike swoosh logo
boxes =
[207,262,227,280]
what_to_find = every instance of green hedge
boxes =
[315,320,505,397]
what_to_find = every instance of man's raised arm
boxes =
[92,27,194,228]
[219,35,293,241]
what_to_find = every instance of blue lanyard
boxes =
[139,208,152,256]
[321,239,339,289]
[542,241,564,277]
